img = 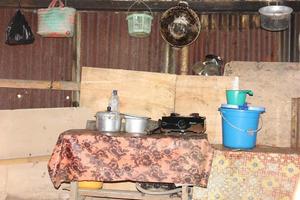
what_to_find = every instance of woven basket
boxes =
[127,13,153,37]
[37,0,76,37]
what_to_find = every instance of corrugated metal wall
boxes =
[0,8,298,109]
[0,8,73,109]
[80,11,166,72]
[80,11,292,74]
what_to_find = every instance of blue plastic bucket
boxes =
[219,105,265,149]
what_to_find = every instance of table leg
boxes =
[181,185,188,200]
[70,182,79,200]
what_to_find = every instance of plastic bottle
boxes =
[108,90,119,112]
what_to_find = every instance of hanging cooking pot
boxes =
[259,5,293,31]
[160,1,201,48]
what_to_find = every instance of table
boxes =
[48,129,214,200]
[194,145,300,200]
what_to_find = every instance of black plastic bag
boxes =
[5,10,34,45]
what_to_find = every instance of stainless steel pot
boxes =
[124,114,150,134]
[259,5,293,31]
[95,107,122,132]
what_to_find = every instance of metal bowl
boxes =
[259,5,293,31]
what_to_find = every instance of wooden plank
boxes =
[80,67,177,120]
[79,189,181,200]
[224,61,300,147]
[0,107,93,160]
[291,98,300,149]
[0,155,50,165]
[0,79,79,91]
[175,75,238,144]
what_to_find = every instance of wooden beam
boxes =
[72,12,82,106]
[0,155,50,165]
[2,0,300,12]
[291,98,300,149]
[0,79,80,91]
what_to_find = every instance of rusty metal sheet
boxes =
[0,9,298,109]
[0,8,73,109]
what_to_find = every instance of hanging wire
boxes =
[127,0,153,16]
[18,0,21,9]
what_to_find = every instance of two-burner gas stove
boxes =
[150,113,206,136]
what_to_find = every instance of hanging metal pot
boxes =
[259,5,293,31]
[160,1,201,48]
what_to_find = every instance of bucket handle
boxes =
[220,112,263,135]
[127,0,153,17]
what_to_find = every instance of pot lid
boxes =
[160,1,201,48]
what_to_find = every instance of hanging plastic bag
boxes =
[5,10,35,45]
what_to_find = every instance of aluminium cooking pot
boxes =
[124,114,150,134]
[95,107,122,132]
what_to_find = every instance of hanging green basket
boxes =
[126,12,153,37]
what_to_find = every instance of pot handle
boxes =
[178,1,189,7]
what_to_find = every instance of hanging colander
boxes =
[160,1,201,48]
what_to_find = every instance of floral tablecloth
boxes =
[194,145,300,200]
[48,129,214,188]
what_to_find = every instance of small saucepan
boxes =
[124,114,150,134]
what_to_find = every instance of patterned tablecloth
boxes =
[194,145,300,200]
[48,129,214,188]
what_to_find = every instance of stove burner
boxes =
[150,113,206,135]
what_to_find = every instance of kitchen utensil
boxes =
[160,1,201,48]
[124,114,150,134]
[126,0,153,38]
[259,5,293,31]
[226,90,253,106]
[95,107,122,132]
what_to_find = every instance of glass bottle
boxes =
[108,90,119,112]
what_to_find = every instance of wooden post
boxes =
[70,182,79,200]
[179,47,189,75]
[72,12,82,106]
[181,185,189,200]
[163,43,170,73]
[291,98,300,149]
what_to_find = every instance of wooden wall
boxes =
[80,67,237,144]
[225,61,300,147]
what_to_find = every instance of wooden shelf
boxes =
[70,182,187,200]
[79,189,181,200]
